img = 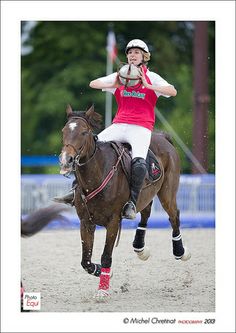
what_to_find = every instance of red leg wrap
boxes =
[98,267,111,290]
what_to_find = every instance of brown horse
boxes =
[59,104,191,300]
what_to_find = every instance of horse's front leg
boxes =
[96,220,120,300]
[80,221,101,277]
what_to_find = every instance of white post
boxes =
[105,50,113,127]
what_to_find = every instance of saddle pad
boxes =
[110,141,162,184]
[146,149,162,182]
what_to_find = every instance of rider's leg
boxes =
[122,157,147,219]
[97,123,127,142]
[122,125,151,219]
[53,178,77,205]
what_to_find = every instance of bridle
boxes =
[59,116,97,175]
[59,114,125,224]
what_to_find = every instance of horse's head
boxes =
[59,104,102,175]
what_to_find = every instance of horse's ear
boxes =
[66,104,73,117]
[85,104,102,129]
[86,104,95,118]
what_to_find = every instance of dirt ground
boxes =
[21,228,215,312]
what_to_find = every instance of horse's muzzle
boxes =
[59,152,74,175]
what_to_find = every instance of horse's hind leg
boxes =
[132,201,152,260]
[158,179,191,261]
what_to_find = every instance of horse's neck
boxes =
[75,143,114,191]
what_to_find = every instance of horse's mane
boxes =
[68,110,102,131]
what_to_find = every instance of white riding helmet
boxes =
[125,39,149,54]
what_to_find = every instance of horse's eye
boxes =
[81,131,88,136]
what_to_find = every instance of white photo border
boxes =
[1,1,235,332]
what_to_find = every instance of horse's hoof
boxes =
[94,289,110,302]
[135,246,150,261]
[181,246,191,261]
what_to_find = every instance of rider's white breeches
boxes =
[97,123,151,159]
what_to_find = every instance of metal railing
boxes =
[21,174,215,216]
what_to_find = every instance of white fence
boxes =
[21,174,215,216]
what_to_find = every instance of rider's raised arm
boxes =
[89,79,112,89]
[89,73,120,90]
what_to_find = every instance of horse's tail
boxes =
[21,204,69,237]
[156,130,174,146]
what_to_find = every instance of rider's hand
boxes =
[138,66,149,88]
[114,73,121,88]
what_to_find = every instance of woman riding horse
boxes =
[56,104,190,300]
[55,38,177,219]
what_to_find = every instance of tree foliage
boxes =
[21,21,215,173]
